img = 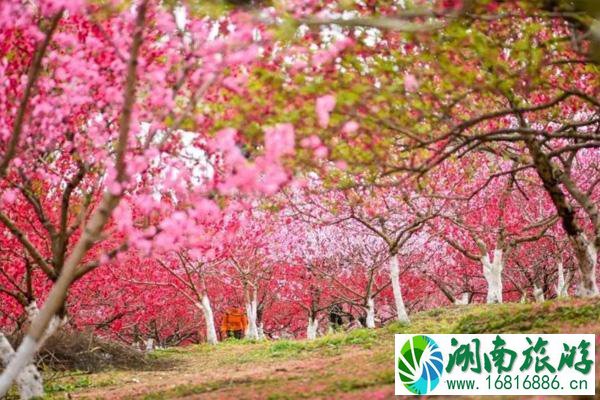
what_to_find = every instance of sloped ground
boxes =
[44,298,600,399]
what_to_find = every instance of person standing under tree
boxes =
[220,307,248,339]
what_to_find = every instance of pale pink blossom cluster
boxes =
[210,123,295,195]
[311,37,354,67]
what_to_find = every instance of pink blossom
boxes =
[316,95,336,128]
[312,49,335,67]
[212,128,237,152]
[264,123,295,159]
[442,0,464,11]
[99,254,110,266]
[333,37,354,52]
[1,189,18,204]
[300,135,321,149]
[113,202,133,232]
[222,74,247,95]
[155,10,176,32]
[193,199,221,222]
[217,164,257,195]
[108,182,122,196]
[258,164,289,195]
[404,73,419,92]
[312,37,353,67]
[342,120,359,134]
[314,145,329,159]
[211,128,247,166]
[136,195,155,214]
[291,59,308,72]
[42,0,85,15]
[335,160,348,170]
[226,45,259,65]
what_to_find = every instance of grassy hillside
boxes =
[44,298,600,399]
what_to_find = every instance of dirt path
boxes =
[66,342,394,399]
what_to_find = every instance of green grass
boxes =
[145,299,600,370]
[267,328,378,354]
[44,297,600,399]
[382,299,600,336]
[45,375,94,394]
[453,300,600,333]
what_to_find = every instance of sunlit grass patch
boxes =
[454,298,600,333]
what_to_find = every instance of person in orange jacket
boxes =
[220,307,248,339]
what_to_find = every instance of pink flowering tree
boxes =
[0,0,296,396]
[428,160,558,304]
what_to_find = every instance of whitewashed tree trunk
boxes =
[585,240,598,296]
[245,288,259,340]
[257,322,265,340]
[26,302,66,348]
[365,297,376,328]
[454,292,469,305]
[481,249,504,304]
[306,316,319,340]
[571,234,599,297]
[533,285,545,302]
[145,338,155,352]
[24,303,38,323]
[555,262,569,297]
[0,333,43,400]
[197,294,218,345]
[389,254,410,323]
[519,293,527,303]
[26,303,65,347]
[0,301,66,400]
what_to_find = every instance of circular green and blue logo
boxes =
[397,335,444,395]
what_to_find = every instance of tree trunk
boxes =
[197,294,217,345]
[389,254,410,323]
[454,292,469,305]
[0,4,148,395]
[145,338,155,352]
[533,285,545,302]
[526,139,599,297]
[0,301,67,400]
[25,301,65,346]
[481,249,503,304]
[245,288,259,340]
[0,333,43,400]
[306,316,319,340]
[556,262,569,297]
[519,293,527,303]
[571,234,598,296]
[257,322,265,340]
[365,297,376,328]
